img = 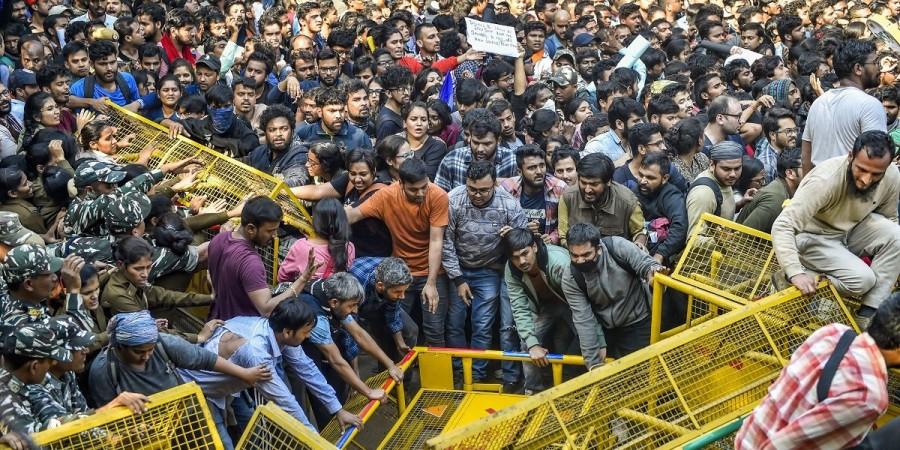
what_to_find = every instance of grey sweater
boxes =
[442,186,527,281]
[561,236,658,368]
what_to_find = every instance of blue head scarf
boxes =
[109,310,159,347]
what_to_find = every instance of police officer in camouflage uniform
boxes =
[0,323,73,435]
[64,156,201,237]
[0,212,44,248]
[24,318,95,430]
[0,243,92,332]
[64,160,128,237]
[0,212,46,308]
[102,191,200,283]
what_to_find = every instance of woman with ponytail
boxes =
[278,198,355,283]
[665,117,709,182]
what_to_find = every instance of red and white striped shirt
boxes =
[736,324,889,449]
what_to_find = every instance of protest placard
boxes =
[464,18,519,58]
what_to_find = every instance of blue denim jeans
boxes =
[447,267,521,383]
[210,400,235,450]
[401,274,450,346]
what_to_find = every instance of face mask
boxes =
[572,258,598,273]
[541,98,556,112]
[210,106,234,133]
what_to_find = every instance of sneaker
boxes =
[854,313,872,330]
[769,269,791,294]
[854,306,877,330]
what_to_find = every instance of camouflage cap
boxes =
[0,212,42,247]
[56,236,114,264]
[547,65,578,87]
[103,191,152,234]
[0,323,72,362]
[74,160,127,188]
[3,244,63,285]
[56,317,96,351]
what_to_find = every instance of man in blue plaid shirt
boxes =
[435,109,519,191]
[349,257,418,361]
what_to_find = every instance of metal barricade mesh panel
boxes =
[102,102,313,237]
[380,390,467,449]
[235,403,337,450]
[320,370,392,443]
[672,214,779,303]
[425,283,865,450]
[32,383,221,450]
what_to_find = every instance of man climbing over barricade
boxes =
[771,130,900,329]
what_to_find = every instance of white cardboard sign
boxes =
[464,18,519,58]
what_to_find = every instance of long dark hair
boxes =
[309,142,345,180]
[312,198,351,273]
[665,117,704,157]
[375,135,407,172]
[21,92,55,150]
[152,213,194,256]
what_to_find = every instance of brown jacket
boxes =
[558,182,645,245]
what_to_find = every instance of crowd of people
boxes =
[0,0,899,448]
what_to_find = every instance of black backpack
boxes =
[689,177,723,216]
[83,73,138,104]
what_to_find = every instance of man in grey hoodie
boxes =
[562,223,666,369]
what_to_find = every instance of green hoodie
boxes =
[504,243,571,349]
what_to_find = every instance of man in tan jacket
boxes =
[772,130,900,328]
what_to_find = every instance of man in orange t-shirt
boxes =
[347,158,450,346]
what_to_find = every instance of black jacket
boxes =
[243,140,310,187]
[181,116,260,158]
[635,182,688,262]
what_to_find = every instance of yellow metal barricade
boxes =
[425,282,860,450]
[101,101,313,285]
[235,402,338,450]
[670,213,780,304]
[27,382,221,450]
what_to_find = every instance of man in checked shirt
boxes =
[736,292,900,449]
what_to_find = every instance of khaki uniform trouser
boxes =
[796,214,900,308]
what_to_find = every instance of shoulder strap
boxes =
[116,74,136,103]
[106,349,122,395]
[570,264,588,295]
[83,75,96,101]
[816,329,858,402]
[601,237,638,278]
[156,339,185,384]
[83,74,135,103]
[689,177,723,216]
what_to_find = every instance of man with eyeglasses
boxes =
[701,95,745,156]
[756,108,798,183]
[614,123,689,194]
[442,160,528,393]
[802,39,885,173]
[376,65,413,140]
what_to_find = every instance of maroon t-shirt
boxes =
[207,231,270,320]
